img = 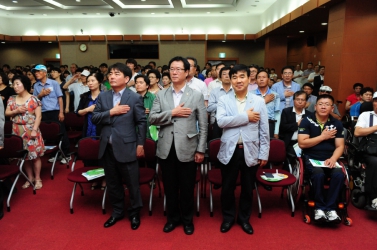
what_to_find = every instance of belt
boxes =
[237,144,243,149]
[268,119,276,123]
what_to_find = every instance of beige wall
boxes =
[206,41,265,66]
[60,41,206,68]
[0,42,59,68]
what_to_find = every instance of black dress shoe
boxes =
[130,215,140,230]
[163,222,177,233]
[183,223,194,235]
[220,221,233,233]
[238,221,254,234]
[104,216,123,228]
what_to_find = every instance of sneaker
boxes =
[60,156,71,164]
[48,155,61,163]
[314,209,327,221]
[371,198,377,209]
[326,210,341,223]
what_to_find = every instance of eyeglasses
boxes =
[169,68,185,73]
[283,72,293,75]
[316,103,333,107]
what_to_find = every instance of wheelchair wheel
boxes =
[351,188,366,209]
[304,214,311,224]
[345,217,353,226]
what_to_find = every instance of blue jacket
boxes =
[271,81,301,111]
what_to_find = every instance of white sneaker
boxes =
[314,209,327,221]
[326,210,341,223]
[371,198,377,209]
[60,156,71,164]
[48,155,61,163]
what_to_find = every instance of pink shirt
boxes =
[204,77,214,86]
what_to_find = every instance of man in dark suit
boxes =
[279,91,312,163]
[149,56,207,235]
[92,62,146,229]
[313,66,325,96]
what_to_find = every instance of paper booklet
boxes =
[82,168,105,180]
[309,159,341,168]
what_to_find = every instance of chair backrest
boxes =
[39,121,61,141]
[269,139,286,164]
[64,112,85,129]
[77,136,100,161]
[4,121,12,135]
[208,139,221,164]
[143,138,156,162]
[0,134,27,159]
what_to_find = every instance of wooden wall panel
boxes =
[266,24,273,33]
[4,35,11,41]
[106,35,123,41]
[160,35,174,41]
[226,34,244,40]
[281,13,291,26]
[75,35,90,41]
[124,35,141,41]
[40,36,57,41]
[142,35,158,41]
[91,35,106,41]
[191,34,205,40]
[22,36,39,42]
[245,34,256,40]
[318,0,331,6]
[175,34,189,40]
[0,34,4,40]
[273,20,281,30]
[291,7,303,20]
[303,0,318,15]
[10,36,21,42]
[207,34,224,40]
[58,36,74,41]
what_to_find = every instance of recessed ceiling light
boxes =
[76,0,81,2]
[43,14,47,16]
[12,1,18,3]
[207,12,210,14]
[299,30,305,33]
[141,0,146,1]
[321,22,328,25]
[1,42,5,44]
[151,13,155,14]
[48,42,52,43]
[222,41,226,43]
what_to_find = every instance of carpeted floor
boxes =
[1,155,377,250]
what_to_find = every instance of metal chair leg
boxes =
[209,181,213,217]
[149,180,154,216]
[6,173,20,212]
[255,183,262,218]
[50,151,59,180]
[102,187,107,214]
[70,183,77,214]
[196,182,200,217]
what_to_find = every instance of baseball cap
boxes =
[319,86,332,92]
[373,92,377,99]
[31,64,47,72]
[81,70,90,77]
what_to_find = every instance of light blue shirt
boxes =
[271,81,301,111]
[252,88,280,120]
[207,85,233,124]
[33,78,63,112]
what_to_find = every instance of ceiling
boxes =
[0,0,277,18]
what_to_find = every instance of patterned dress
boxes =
[7,95,45,160]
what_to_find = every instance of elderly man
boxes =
[298,94,344,223]
[217,64,269,234]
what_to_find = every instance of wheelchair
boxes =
[295,157,352,226]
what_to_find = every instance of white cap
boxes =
[373,92,377,99]
[81,70,90,77]
[319,85,332,92]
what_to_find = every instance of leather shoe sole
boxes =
[104,216,124,228]
[220,221,233,233]
[163,222,178,233]
[130,216,140,230]
[183,224,194,235]
[238,221,254,234]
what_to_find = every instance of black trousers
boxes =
[268,120,275,138]
[363,154,377,201]
[219,147,259,223]
[159,144,197,225]
[41,110,70,155]
[211,120,223,140]
[103,144,142,218]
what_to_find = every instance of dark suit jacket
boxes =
[279,107,312,149]
[92,88,147,163]
[313,75,323,96]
